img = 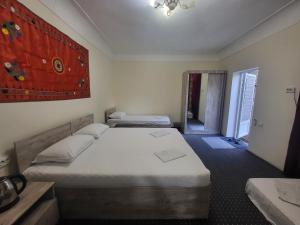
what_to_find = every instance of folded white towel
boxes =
[150,130,170,138]
[154,149,186,163]
[275,180,300,207]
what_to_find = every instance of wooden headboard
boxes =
[104,107,116,123]
[14,123,71,173]
[14,114,94,173]
[71,114,94,134]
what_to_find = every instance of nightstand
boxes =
[0,182,59,225]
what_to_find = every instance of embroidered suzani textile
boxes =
[0,0,90,102]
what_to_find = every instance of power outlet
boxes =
[286,87,296,93]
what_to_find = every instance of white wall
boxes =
[221,21,300,170]
[0,0,114,175]
[198,73,208,123]
[112,60,221,122]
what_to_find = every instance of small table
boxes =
[0,182,59,225]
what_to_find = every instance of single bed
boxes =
[105,107,173,128]
[14,114,211,219]
[246,178,300,225]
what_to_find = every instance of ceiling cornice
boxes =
[113,54,219,62]
[72,0,112,55]
[219,0,300,59]
[38,0,112,58]
[39,0,300,62]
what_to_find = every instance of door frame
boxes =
[234,68,259,139]
[181,70,227,134]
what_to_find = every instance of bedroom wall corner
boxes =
[220,21,300,170]
[0,0,114,175]
[111,60,223,123]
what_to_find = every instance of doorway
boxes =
[181,71,227,134]
[235,69,258,141]
[187,73,205,132]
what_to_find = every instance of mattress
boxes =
[246,178,300,225]
[107,115,171,126]
[24,128,210,188]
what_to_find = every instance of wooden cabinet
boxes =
[0,182,59,225]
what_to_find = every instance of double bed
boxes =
[105,107,173,128]
[14,114,211,219]
[246,178,300,225]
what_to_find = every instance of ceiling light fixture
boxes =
[151,0,196,16]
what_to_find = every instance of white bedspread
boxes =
[24,128,210,188]
[246,178,300,225]
[276,180,300,207]
[107,115,171,126]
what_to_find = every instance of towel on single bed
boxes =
[150,130,170,138]
[154,149,186,163]
[275,180,300,207]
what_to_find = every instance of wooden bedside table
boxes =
[0,182,59,225]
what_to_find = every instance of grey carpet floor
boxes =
[59,134,284,225]
[187,119,205,131]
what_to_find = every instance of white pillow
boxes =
[74,123,109,139]
[109,112,126,119]
[33,135,94,164]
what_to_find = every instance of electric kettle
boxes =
[0,174,27,213]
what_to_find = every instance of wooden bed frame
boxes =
[105,107,174,128]
[14,114,211,219]
[105,107,117,123]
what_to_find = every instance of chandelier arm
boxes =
[178,0,195,9]
[153,0,195,16]
[154,0,166,8]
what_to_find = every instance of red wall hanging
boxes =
[0,0,90,102]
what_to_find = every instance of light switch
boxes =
[286,87,296,93]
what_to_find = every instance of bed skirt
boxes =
[56,185,211,219]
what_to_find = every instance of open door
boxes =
[204,73,226,134]
[181,71,226,134]
[236,72,257,139]
[181,72,189,133]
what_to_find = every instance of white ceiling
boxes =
[74,0,293,56]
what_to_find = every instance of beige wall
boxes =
[112,60,221,122]
[221,21,300,170]
[198,73,208,123]
[0,0,114,174]
[1,0,299,176]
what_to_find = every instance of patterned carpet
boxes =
[60,134,284,225]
